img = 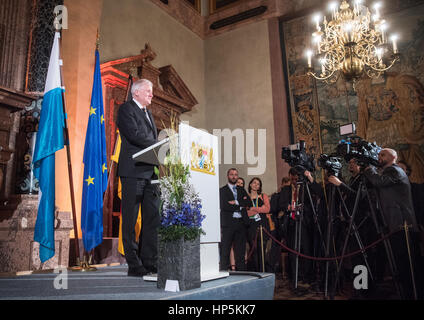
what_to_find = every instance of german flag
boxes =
[112,131,142,256]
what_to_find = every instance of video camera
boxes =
[336,136,381,167]
[318,154,343,177]
[282,140,315,175]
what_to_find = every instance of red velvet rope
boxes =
[245,228,259,261]
[257,225,402,262]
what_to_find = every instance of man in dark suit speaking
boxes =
[116,79,160,277]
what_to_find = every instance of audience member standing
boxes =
[229,177,247,270]
[219,168,251,271]
[246,177,272,272]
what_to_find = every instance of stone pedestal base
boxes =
[157,236,201,291]
[68,238,126,267]
[0,195,73,273]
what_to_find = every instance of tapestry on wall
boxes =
[281,3,424,183]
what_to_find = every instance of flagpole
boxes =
[103,129,119,236]
[78,31,103,272]
[55,24,82,268]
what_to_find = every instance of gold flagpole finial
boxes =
[96,29,100,50]
[54,12,61,32]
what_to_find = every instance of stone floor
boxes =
[273,274,347,300]
[272,273,401,300]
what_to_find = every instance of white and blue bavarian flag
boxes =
[32,32,65,263]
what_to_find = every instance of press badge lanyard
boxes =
[251,196,261,221]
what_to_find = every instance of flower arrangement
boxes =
[154,116,205,242]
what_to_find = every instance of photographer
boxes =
[327,158,379,296]
[398,161,424,230]
[278,167,323,287]
[328,158,376,243]
[363,148,422,299]
[328,159,361,207]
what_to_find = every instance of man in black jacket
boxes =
[364,148,422,299]
[398,161,424,229]
[116,79,160,277]
[220,168,251,271]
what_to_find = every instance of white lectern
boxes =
[179,123,228,281]
[133,124,227,282]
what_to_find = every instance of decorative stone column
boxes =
[0,195,73,273]
[0,86,35,206]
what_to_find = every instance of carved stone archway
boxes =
[100,44,198,236]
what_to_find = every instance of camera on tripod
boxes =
[335,123,381,167]
[336,136,382,167]
[317,154,343,177]
[281,140,315,175]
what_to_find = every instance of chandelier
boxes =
[305,0,400,83]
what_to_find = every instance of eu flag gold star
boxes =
[85,176,95,186]
[102,163,107,174]
[89,106,96,116]
[101,114,104,124]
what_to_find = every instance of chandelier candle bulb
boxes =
[380,22,387,43]
[376,48,383,66]
[306,50,313,68]
[329,2,338,19]
[373,2,381,20]
[313,33,322,53]
[354,0,362,14]
[345,23,353,42]
[306,49,312,68]
[314,14,321,31]
[391,35,398,53]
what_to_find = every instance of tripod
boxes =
[328,175,375,299]
[323,183,340,299]
[292,175,326,289]
[330,173,403,299]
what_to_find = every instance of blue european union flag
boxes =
[81,49,107,252]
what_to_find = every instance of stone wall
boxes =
[204,20,277,194]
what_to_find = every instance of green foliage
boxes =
[154,166,160,177]
[158,225,205,242]
[165,162,190,208]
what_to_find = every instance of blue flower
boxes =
[160,200,205,229]
[157,161,206,241]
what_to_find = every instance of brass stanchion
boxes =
[260,225,265,273]
[404,221,418,300]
